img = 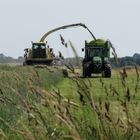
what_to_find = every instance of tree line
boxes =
[0,53,140,67]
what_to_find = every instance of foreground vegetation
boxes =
[0,65,140,140]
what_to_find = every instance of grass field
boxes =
[0,65,140,140]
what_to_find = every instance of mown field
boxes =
[0,64,140,140]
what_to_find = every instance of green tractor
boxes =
[82,39,112,78]
[24,42,54,65]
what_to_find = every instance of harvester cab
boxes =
[24,42,54,65]
[82,39,112,78]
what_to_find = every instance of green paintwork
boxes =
[85,39,111,58]
[87,39,106,46]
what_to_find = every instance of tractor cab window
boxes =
[88,48,103,57]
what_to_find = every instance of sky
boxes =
[0,0,140,58]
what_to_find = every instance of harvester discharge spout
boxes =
[40,23,96,42]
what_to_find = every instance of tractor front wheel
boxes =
[83,66,91,78]
[104,64,111,78]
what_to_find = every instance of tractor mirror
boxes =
[82,48,84,52]
[50,48,53,52]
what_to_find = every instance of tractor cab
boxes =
[82,39,112,77]
[84,39,110,60]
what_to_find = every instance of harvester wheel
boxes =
[104,64,111,78]
[23,62,27,66]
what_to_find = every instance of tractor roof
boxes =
[87,39,106,46]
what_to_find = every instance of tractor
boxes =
[82,39,112,78]
[23,42,54,65]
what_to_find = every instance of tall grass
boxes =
[0,42,140,140]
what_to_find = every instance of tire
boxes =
[83,65,91,78]
[104,64,111,78]
[23,62,27,66]
[25,61,33,65]
[83,67,87,78]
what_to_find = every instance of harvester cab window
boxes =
[32,44,46,58]
[40,45,46,49]
[33,44,46,49]
[33,45,39,49]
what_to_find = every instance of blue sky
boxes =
[0,0,140,58]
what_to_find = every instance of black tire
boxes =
[104,64,111,78]
[23,62,27,66]
[25,61,33,65]
[83,65,91,78]
[83,67,87,78]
